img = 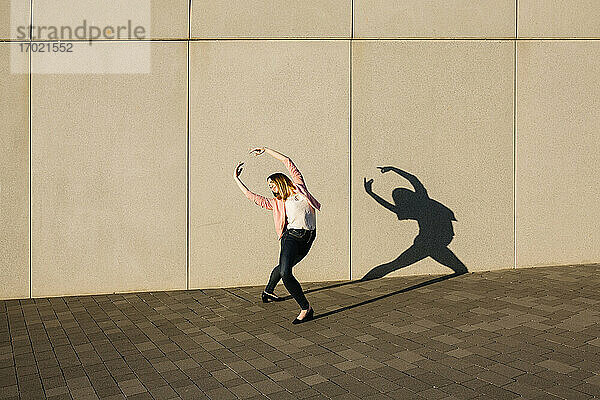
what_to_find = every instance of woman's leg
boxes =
[265,265,281,294]
[265,230,315,294]
[278,235,310,310]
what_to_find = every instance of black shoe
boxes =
[292,307,314,324]
[262,291,281,303]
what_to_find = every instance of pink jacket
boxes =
[243,157,321,240]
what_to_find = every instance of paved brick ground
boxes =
[1,264,599,400]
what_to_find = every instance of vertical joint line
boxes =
[513,0,518,269]
[188,0,192,40]
[351,0,354,39]
[29,1,33,40]
[29,0,34,298]
[186,0,191,290]
[186,44,190,290]
[349,0,353,281]
[515,0,518,39]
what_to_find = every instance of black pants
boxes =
[265,228,316,310]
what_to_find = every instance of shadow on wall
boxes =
[361,166,468,280]
[281,166,469,321]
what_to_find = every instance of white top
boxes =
[285,190,316,230]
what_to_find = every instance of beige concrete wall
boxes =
[519,1,600,38]
[516,6,600,269]
[1,1,29,40]
[1,1,599,299]
[354,1,515,38]
[189,41,349,289]
[516,41,600,267]
[352,41,514,279]
[32,0,189,40]
[0,44,29,300]
[31,42,187,297]
[191,1,350,38]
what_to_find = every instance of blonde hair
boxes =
[267,173,296,201]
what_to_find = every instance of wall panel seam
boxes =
[513,40,517,270]
[349,0,353,281]
[186,0,192,290]
[515,0,519,39]
[3,38,600,44]
[188,0,192,40]
[29,0,33,298]
[514,0,518,269]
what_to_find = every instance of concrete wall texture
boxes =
[1,2,599,299]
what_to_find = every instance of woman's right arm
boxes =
[234,162,273,210]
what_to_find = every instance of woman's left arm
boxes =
[250,146,305,186]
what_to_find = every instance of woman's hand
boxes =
[249,147,266,156]
[234,162,244,178]
[377,166,394,173]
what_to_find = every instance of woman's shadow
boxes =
[361,166,467,281]
[274,166,468,320]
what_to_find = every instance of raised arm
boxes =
[364,178,397,213]
[250,147,305,186]
[263,147,287,162]
[234,162,273,210]
[378,167,428,198]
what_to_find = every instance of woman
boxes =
[233,147,321,324]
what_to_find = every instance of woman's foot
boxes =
[292,306,314,324]
[262,291,282,303]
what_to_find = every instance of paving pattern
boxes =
[1,264,600,399]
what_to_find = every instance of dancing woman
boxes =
[233,147,321,324]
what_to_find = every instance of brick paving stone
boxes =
[266,370,292,382]
[536,359,578,374]
[161,369,189,384]
[0,385,18,398]
[545,384,593,400]
[228,382,261,398]
[237,369,265,384]
[277,376,312,393]
[312,380,348,397]
[126,393,153,400]
[70,385,99,399]
[204,386,234,399]
[117,379,147,397]
[575,382,600,397]
[419,387,451,399]
[474,369,515,386]
[585,374,600,386]
[413,371,454,388]
[299,373,328,386]
[210,368,239,383]
[386,387,419,399]
[485,362,525,379]
[265,390,296,400]
[251,379,283,395]
[365,376,401,393]
[96,385,123,398]
[222,377,246,387]
[536,369,586,388]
